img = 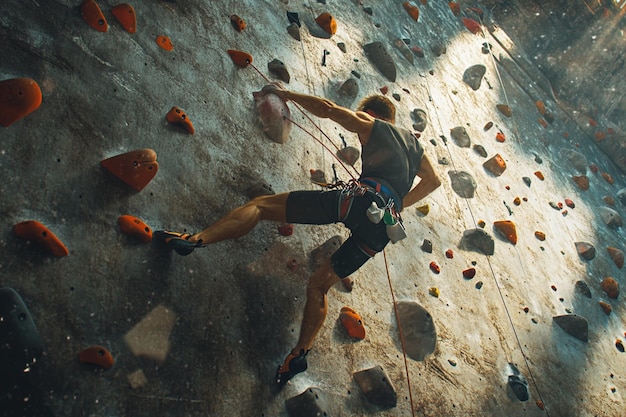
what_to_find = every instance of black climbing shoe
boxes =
[276,349,309,386]
[154,230,204,256]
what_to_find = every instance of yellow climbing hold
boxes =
[416,204,430,215]
[429,287,440,297]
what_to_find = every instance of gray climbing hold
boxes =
[354,365,397,408]
[430,41,446,57]
[287,23,301,41]
[337,42,346,53]
[575,280,592,298]
[450,126,471,147]
[462,64,486,91]
[460,229,495,256]
[391,36,414,65]
[522,176,531,187]
[337,146,360,166]
[395,301,436,361]
[364,42,397,82]
[507,364,529,402]
[617,188,626,205]
[544,111,554,123]
[560,150,588,174]
[246,181,275,199]
[285,387,331,417]
[421,239,432,253]
[0,287,44,376]
[599,207,623,228]
[268,59,290,83]
[338,78,359,99]
[575,241,596,260]
[473,144,487,158]
[303,16,331,39]
[553,314,588,342]
[311,235,343,268]
[449,170,477,198]
[412,109,427,132]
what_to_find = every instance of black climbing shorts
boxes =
[286,189,391,278]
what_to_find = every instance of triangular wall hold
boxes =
[100,149,158,191]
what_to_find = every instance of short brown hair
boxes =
[357,95,396,123]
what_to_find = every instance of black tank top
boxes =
[360,120,424,202]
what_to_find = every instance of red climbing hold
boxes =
[81,0,108,32]
[564,198,575,209]
[100,149,158,192]
[340,307,366,339]
[230,14,246,32]
[14,220,69,257]
[118,215,152,243]
[462,268,476,279]
[111,3,136,33]
[227,49,253,68]
[449,2,461,16]
[78,345,115,369]
[156,35,173,51]
[429,261,440,274]
[403,2,420,21]
[462,17,481,35]
[278,223,294,236]
[0,78,42,127]
[166,106,195,134]
[445,249,454,259]
[496,131,506,142]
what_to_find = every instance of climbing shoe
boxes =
[276,349,308,386]
[153,230,204,256]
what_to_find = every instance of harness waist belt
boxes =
[359,178,402,209]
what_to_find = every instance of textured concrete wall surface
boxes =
[1,1,625,417]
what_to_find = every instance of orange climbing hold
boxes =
[483,153,506,176]
[601,172,614,185]
[315,12,337,35]
[589,118,597,126]
[166,106,195,134]
[538,118,548,129]
[494,220,517,245]
[495,131,506,142]
[118,215,152,243]
[230,14,246,32]
[100,148,158,192]
[78,345,115,369]
[111,3,136,33]
[572,175,589,191]
[403,2,420,21]
[449,2,461,16]
[462,17,481,34]
[81,0,108,32]
[534,231,546,241]
[496,104,513,117]
[340,307,365,339]
[0,78,42,127]
[534,171,545,180]
[156,35,173,51]
[14,220,69,257]
[595,131,606,142]
[227,49,253,68]
[535,100,546,115]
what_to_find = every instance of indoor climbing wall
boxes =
[1,1,624,416]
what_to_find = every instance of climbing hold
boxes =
[508,364,529,402]
[448,2,461,16]
[544,111,554,123]
[607,247,624,269]
[445,249,453,258]
[230,14,246,32]
[402,2,419,21]
[268,59,290,83]
[340,306,366,339]
[111,3,136,34]
[496,104,513,117]
[601,172,614,185]
[278,223,294,237]
[604,195,615,205]
[227,49,252,68]
[354,366,398,407]
[534,171,544,180]
[450,126,471,147]
[575,241,596,260]
[429,287,440,297]
[473,144,487,158]
[564,198,575,208]
[337,146,360,166]
[483,154,507,176]
[311,235,343,269]
[616,340,625,352]
[553,314,588,342]
[286,11,300,27]
[619,188,626,205]
[483,121,493,131]
[14,220,69,257]
[253,87,292,144]
[513,197,521,206]
[285,387,331,417]
[309,169,327,184]
[538,118,548,129]
[535,100,546,115]
[0,78,43,127]
[571,175,589,191]
[286,22,301,41]
[124,305,176,363]
[549,201,561,210]
[575,280,592,298]
[600,277,619,299]
[534,231,546,241]
[81,0,108,32]
[595,131,606,142]
[421,239,432,253]
[449,170,476,198]
[429,41,446,57]
[338,78,359,99]
[411,108,428,132]
[599,301,612,315]
[462,17,481,34]
[364,42,397,82]
[496,131,506,142]
[462,65,486,91]
[156,35,173,51]
[411,45,425,58]
[78,345,115,369]
[429,261,440,274]
[166,106,195,134]
[494,220,517,245]
[460,228,494,255]
[315,12,337,36]
[477,220,486,228]
[416,204,429,216]
[100,148,158,192]
[462,268,476,279]
[118,215,152,243]
[395,301,436,361]
[562,149,588,174]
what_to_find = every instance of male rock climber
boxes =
[155,85,441,386]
